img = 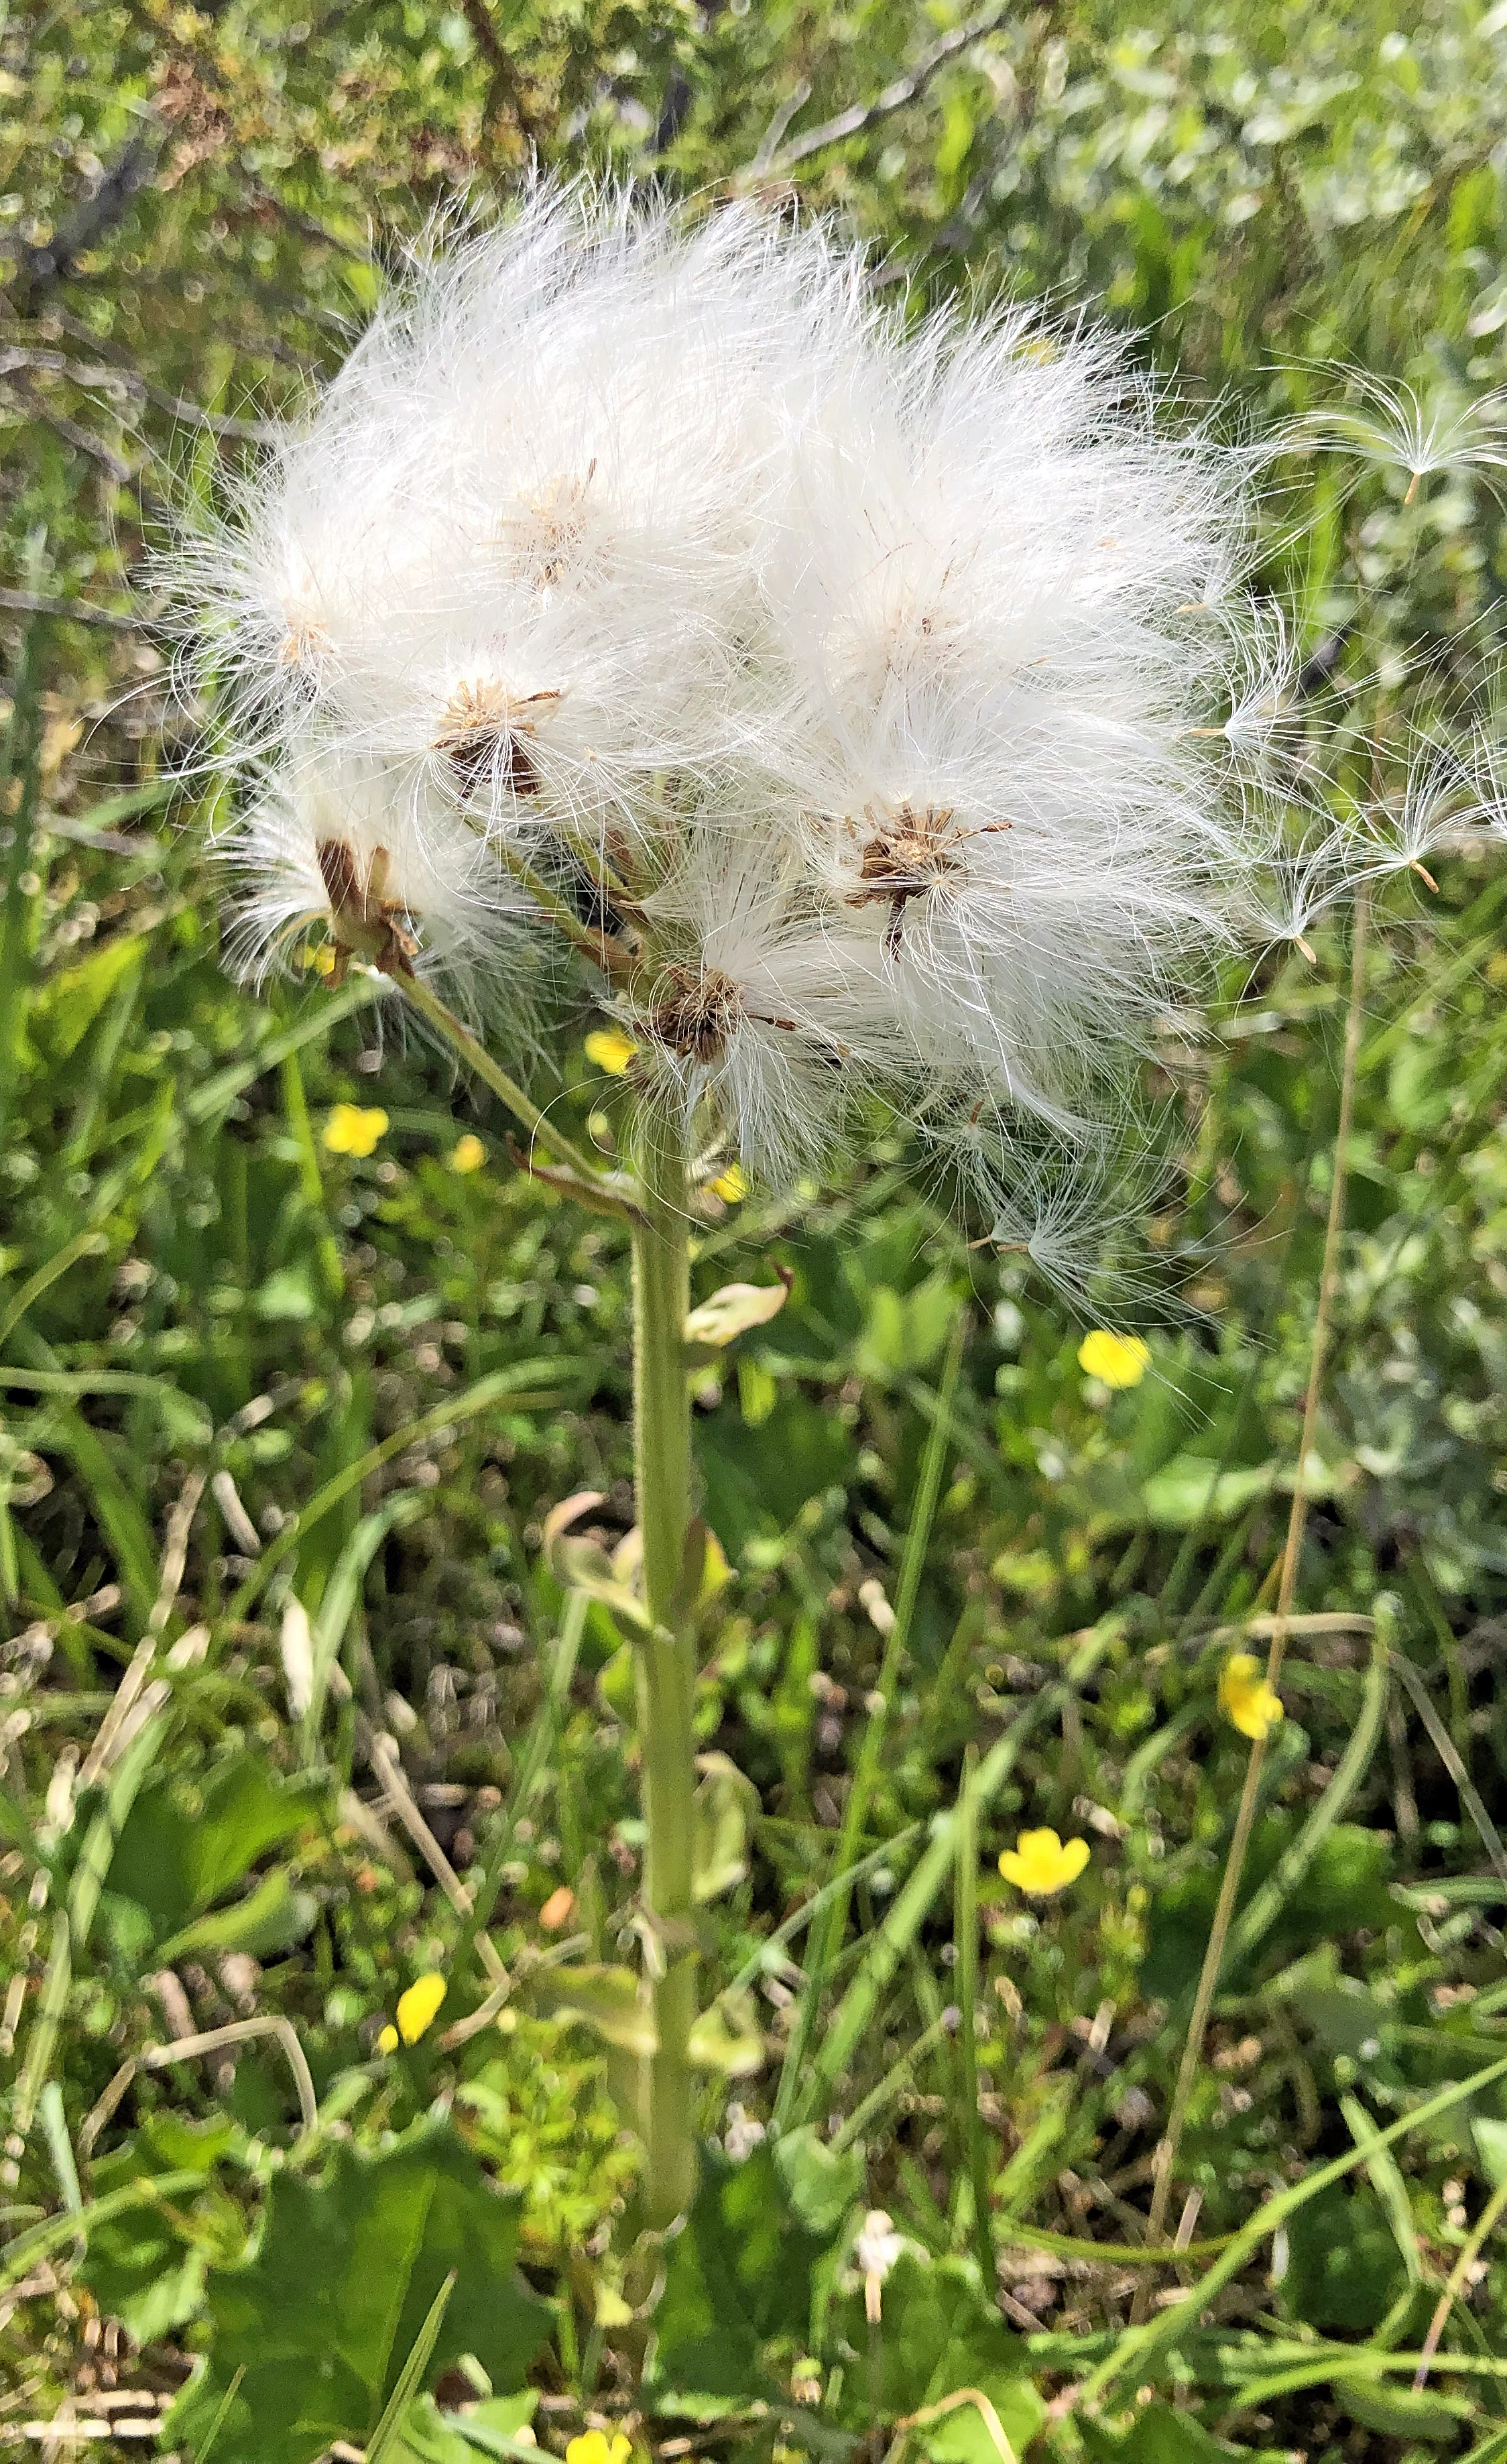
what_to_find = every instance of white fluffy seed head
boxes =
[176,181,1336,1280]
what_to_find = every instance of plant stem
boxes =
[1140,886,1370,2278]
[631,1110,699,2231]
[391,967,622,1199]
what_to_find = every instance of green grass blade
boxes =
[1225,1609,1390,1966]
[776,1311,966,2125]
[365,2269,457,2464]
[792,1617,1122,2126]
[953,1743,996,2296]
[1082,2052,1507,2403]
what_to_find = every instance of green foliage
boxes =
[831,2253,1044,2461]
[167,2121,550,2464]
[10,0,1507,2457]
[650,2140,837,2409]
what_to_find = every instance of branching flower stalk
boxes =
[172,186,1385,2232]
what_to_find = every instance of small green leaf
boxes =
[156,1867,318,1965]
[692,1753,758,1903]
[774,2126,863,2240]
[687,1987,764,2076]
[254,1265,320,1322]
[1333,2374,1464,2443]
[1475,2115,1507,2187]
[524,1962,657,2056]
[25,933,143,1063]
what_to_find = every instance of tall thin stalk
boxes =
[1141,887,1370,2270]
[391,969,701,2226]
[631,1112,699,2231]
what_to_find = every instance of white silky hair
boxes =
[176,181,1352,1276]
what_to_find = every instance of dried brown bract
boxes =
[315,838,420,982]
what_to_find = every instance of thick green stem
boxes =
[631,1114,698,2231]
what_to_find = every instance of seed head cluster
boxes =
[177,186,1329,1250]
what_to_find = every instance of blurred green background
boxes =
[7,3,1507,2459]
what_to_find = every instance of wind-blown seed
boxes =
[170,182,1394,1279]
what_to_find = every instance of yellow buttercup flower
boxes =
[449,1132,486,1174]
[1219,1653,1284,1742]
[322,1102,389,1158]
[396,1972,447,2045]
[584,1027,638,1076]
[565,2435,631,2464]
[1077,1330,1150,1389]
[376,2023,400,2056]
[998,1827,1090,1897]
[709,1161,747,1203]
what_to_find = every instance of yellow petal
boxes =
[566,2435,629,2464]
[584,1027,638,1076]
[998,1826,1091,1896]
[449,1132,485,1174]
[322,1102,389,1158]
[396,1971,447,2045]
[709,1162,748,1203]
[377,2023,399,2056]
[1218,1652,1284,1742]
[1077,1330,1151,1389]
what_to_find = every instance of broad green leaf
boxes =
[1281,2184,1406,2335]
[78,2201,207,2345]
[831,2254,1042,2459]
[395,2394,540,2463]
[650,2142,836,2408]
[108,1753,322,1937]
[1139,1456,1278,1529]
[1079,2399,1285,2461]
[165,2119,550,2464]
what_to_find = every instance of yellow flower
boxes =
[584,1027,638,1076]
[376,2024,399,2056]
[998,1828,1091,1897]
[449,1132,486,1174]
[322,1102,389,1158]
[709,1161,748,1204]
[395,1972,447,2045]
[1219,1653,1284,1742]
[300,941,337,976]
[565,2435,631,2464]
[1077,1330,1151,1389]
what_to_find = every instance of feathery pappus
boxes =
[170,181,1370,1275]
